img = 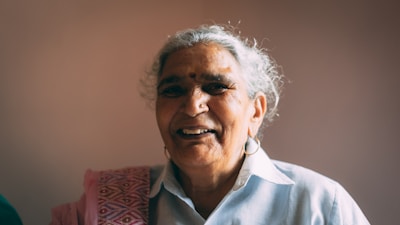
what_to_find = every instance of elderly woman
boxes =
[51,25,370,225]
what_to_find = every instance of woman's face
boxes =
[156,43,264,171]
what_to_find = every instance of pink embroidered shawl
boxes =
[50,166,150,225]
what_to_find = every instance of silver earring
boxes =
[244,137,260,155]
[164,146,171,160]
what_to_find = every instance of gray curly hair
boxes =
[140,24,284,129]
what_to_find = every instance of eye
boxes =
[158,85,186,97]
[203,83,230,95]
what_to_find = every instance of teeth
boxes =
[182,129,210,135]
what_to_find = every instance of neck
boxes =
[173,156,245,218]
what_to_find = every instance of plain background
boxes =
[1,1,399,224]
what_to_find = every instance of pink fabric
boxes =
[96,166,150,225]
[50,195,85,225]
[50,166,150,225]
[83,170,100,225]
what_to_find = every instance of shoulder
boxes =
[272,160,338,188]
[272,160,339,204]
[150,165,164,177]
[271,160,370,224]
[149,165,164,187]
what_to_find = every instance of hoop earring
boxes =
[244,137,260,155]
[164,146,171,160]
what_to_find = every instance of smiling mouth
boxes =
[178,128,216,136]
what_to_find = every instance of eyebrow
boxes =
[157,73,234,89]
[202,73,232,82]
[157,75,182,89]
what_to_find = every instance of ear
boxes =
[248,92,267,137]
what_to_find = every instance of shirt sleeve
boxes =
[328,184,370,225]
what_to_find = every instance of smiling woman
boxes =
[155,43,261,216]
[50,24,370,225]
[155,43,260,182]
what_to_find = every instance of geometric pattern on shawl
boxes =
[97,166,150,225]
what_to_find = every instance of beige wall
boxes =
[1,1,399,224]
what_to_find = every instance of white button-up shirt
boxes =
[149,138,370,225]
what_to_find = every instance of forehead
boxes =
[160,43,242,81]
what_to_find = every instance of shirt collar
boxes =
[232,137,294,190]
[149,138,294,197]
[150,159,194,199]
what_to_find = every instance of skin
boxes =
[155,42,267,218]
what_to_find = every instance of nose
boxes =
[181,88,209,117]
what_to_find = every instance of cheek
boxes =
[214,94,249,126]
[156,99,180,134]
[155,101,169,130]
[226,93,248,115]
